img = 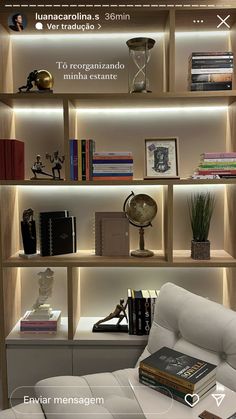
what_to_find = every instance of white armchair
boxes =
[1,283,236,418]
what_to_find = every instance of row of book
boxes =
[139,346,217,407]
[93,152,133,181]
[0,139,25,180]
[95,212,130,256]
[189,51,233,91]
[40,211,76,256]
[194,152,236,178]
[69,139,95,181]
[20,310,61,333]
[128,289,159,335]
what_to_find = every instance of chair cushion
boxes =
[136,282,236,391]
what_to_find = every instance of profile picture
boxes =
[8,13,27,32]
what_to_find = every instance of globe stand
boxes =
[131,226,154,257]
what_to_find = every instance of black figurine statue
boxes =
[21,208,37,255]
[93,299,128,333]
[19,70,39,92]
[31,154,53,179]
[46,151,65,180]
[18,69,54,93]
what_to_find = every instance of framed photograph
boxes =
[144,137,179,179]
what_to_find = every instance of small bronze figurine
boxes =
[46,151,65,180]
[31,154,53,179]
[18,69,54,93]
[20,208,37,255]
[93,299,128,333]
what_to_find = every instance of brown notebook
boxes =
[95,212,126,256]
[101,217,130,256]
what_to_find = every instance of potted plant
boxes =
[188,192,215,260]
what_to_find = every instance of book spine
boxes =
[93,176,133,181]
[93,173,133,177]
[142,297,151,335]
[131,290,137,335]
[203,158,236,162]
[191,68,233,74]
[73,140,78,181]
[191,63,233,69]
[89,139,95,181]
[81,139,86,181]
[86,139,90,181]
[94,152,133,157]
[93,159,133,164]
[20,330,57,334]
[78,140,82,181]
[139,364,194,390]
[191,82,232,91]
[127,290,134,335]
[191,52,233,57]
[191,74,232,83]
[198,169,236,175]
[139,378,190,407]
[139,374,191,399]
[0,141,5,179]
[200,164,236,168]
[202,152,236,159]
[70,140,74,180]
[139,369,193,393]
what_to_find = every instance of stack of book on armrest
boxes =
[139,346,217,407]
[20,310,61,333]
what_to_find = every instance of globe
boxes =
[35,70,54,91]
[123,191,158,257]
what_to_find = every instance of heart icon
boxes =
[184,393,200,408]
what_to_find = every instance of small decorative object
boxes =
[123,191,158,257]
[188,192,215,260]
[93,299,128,333]
[18,69,54,93]
[31,154,53,179]
[28,268,54,320]
[145,138,179,179]
[126,37,155,93]
[46,151,65,180]
[20,208,37,256]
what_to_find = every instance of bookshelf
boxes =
[1,3,236,409]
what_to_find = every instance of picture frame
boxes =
[144,137,180,179]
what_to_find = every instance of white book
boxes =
[191,56,233,60]
[93,152,133,156]
[191,68,233,74]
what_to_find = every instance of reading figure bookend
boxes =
[18,69,54,93]
[31,154,53,179]
[46,151,65,180]
[93,299,128,333]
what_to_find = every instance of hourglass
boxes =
[126,37,156,93]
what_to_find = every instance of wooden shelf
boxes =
[74,317,148,346]
[6,317,69,345]
[173,250,236,267]
[1,178,236,187]
[4,250,166,268]
[0,92,236,108]
[4,250,236,268]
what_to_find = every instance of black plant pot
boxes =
[191,240,210,260]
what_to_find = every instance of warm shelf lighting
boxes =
[11,33,162,41]
[13,108,63,114]
[175,31,228,38]
[76,106,228,114]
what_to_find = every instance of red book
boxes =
[198,169,236,175]
[0,141,6,179]
[2,139,24,180]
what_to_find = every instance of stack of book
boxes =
[20,310,61,334]
[95,212,130,256]
[93,152,133,181]
[40,211,76,256]
[189,52,233,91]
[139,347,217,407]
[0,139,25,180]
[127,289,159,335]
[194,152,236,178]
[69,139,95,181]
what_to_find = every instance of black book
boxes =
[49,216,76,256]
[191,74,232,83]
[191,52,233,57]
[81,139,86,181]
[127,289,134,335]
[134,290,143,335]
[191,62,233,69]
[140,346,217,391]
[40,211,69,256]
[191,59,233,65]
[191,82,232,91]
